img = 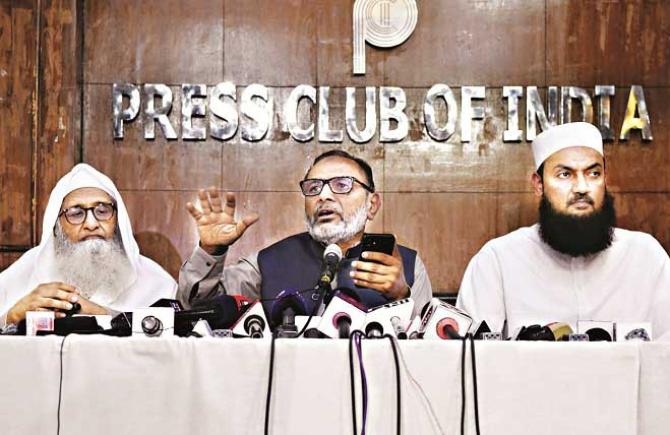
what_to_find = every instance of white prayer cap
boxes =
[532,122,603,170]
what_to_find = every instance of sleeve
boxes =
[456,244,507,333]
[409,255,433,318]
[649,246,670,341]
[177,246,262,309]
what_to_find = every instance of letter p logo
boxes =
[353,0,418,75]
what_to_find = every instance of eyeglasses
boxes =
[299,176,374,197]
[59,202,116,225]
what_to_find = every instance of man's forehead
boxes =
[545,146,604,169]
[61,187,113,207]
[306,156,366,179]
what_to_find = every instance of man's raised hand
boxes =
[186,187,259,254]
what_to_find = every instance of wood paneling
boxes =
[85,0,224,84]
[2,0,669,295]
[547,0,670,86]
[34,0,80,241]
[0,251,24,272]
[383,0,546,87]
[82,84,221,190]
[224,0,316,86]
[0,1,36,247]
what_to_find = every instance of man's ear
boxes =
[531,172,544,197]
[367,192,381,220]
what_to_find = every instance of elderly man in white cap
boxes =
[0,164,176,328]
[457,122,670,337]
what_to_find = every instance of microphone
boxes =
[364,298,415,338]
[515,324,554,341]
[615,322,652,341]
[418,298,473,340]
[577,320,614,342]
[317,244,343,296]
[545,322,573,341]
[270,288,308,338]
[231,301,270,338]
[318,290,367,339]
[175,295,244,336]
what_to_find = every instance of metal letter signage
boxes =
[353,0,418,75]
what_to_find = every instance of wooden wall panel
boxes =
[0,251,23,272]
[547,0,670,86]
[0,1,35,248]
[224,0,316,86]
[2,0,669,295]
[82,84,221,190]
[34,0,80,241]
[384,0,546,87]
[85,0,224,84]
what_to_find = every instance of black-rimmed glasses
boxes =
[59,202,116,225]
[299,176,374,197]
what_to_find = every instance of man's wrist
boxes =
[200,242,228,256]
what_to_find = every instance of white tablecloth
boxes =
[0,336,666,435]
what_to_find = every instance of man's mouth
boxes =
[81,235,105,241]
[315,208,341,222]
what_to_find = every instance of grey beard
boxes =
[53,223,133,303]
[305,202,369,245]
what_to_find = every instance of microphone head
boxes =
[270,288,308,327]
[189,295,243,330]
[546,322,574,341]
[324,244,343,263]
[585,327,612,342]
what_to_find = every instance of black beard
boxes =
[539,192,616,257]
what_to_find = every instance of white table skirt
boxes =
[0,335,666,435]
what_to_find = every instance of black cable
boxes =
[57,335,68,435]
[384,334,402,435]
[296,285,327,337]
[469,334,481,435]
[348,331,359,435]
[264,332,278,435]
[460,336,467,435]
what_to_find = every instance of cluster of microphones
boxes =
[5,244,652,341]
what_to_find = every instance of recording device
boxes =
[363,298,414,338]
[231,301,270,338]
[577,320,614,342]
[270,288,308,338]
[360,233,396,258]
[318,291,367,339]
[132,307,175,337]
[63,302,82,316]
[616,322,652,341]
[546,322,574,341]
[418,298,473,340]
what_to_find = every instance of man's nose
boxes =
[572,172,590,194]
[82,210,100,230]
[318,183,336,201]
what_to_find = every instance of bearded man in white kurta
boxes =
[0,164,176,328]
[457,122,670,338]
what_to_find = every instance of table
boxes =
[1,335,668,435]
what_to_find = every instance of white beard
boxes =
[53,223,133,305]
[305,201,369,245]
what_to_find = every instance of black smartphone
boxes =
[360,233,396,257]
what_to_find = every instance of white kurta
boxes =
[0,164,176,327]
[457,224,670,338]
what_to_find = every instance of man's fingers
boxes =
[351,260,393,275]
[223,192,237,217]
[186,202,203,220]
[352,279,387,293]
[198,189,212,214]
[208,188,223,213]
[37,297,73,312]
[43,288,79,303]
[360,251,399,266]
[236,213,260,236]
[350,271,387,284]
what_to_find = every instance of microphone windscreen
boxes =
[188,295,243,330]
[517,324,554,341]
[324,244,343,262]
[270,288,308,327]
[585,327,612,342]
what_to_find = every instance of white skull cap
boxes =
[532,122,603,170]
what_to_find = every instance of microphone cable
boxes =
[460,335,467,435]
[57,335,69,435]
[264,331,278,435]
[383,334,402,435]
[348,330,368,435]
[469,334,481,435]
